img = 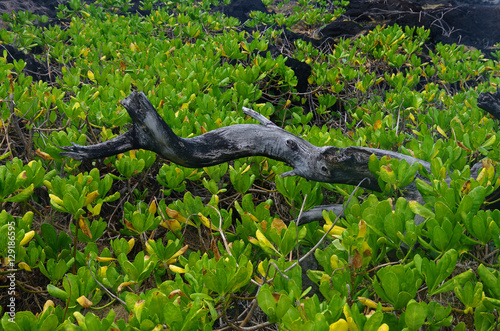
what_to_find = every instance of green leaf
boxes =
[276,293,293,320]
[39,314,59,330]
[380,165,397,185]
[415,178,435,197]
[257,285,277,322]
[5,183,34,202]
[381,271,400,303]
[433,269,474,295]
[405,301,427,331]
[47,284,69,301]
[477,264,500,299]
[409,200,435,219]
[364,310,383,331]
[368,154,380,174]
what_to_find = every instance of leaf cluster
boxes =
[1,0,500,330]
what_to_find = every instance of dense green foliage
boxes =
[1,0,500,329]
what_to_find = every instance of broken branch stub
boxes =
[60,91,433,197]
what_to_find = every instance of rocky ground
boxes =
[0,0,499,51]
[0,0,498,79]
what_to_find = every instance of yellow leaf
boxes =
[20,230,35,246]
[436,125,448,139]
[42,300,54,315]
[343,303,352,319]
[169,265,185,273]
[246,212,260,223]
[117,281,136,292]
[271,218,287,234]
[240,41,249,52]
[49,194,64,206]
[129,149,136,159]
[148,200,157,214]
[96,256,116,262]
[253,275,264,284]
[160,219,182,231]
[248,236,258,245]
[461,180,471,194]
[84,190,99,206]
[241,164,251,174]
[358,297,394,311]
[256,230,279,253]
[358,297,377,308]
[18,261,31,271]
[129,42,138,52]
[346,317,359,331]
[127,238,135,253]
[258,261,266,277]
[88,203,102,216]
[331,254,345,270]
[35,149,54,160]
[76,295,93,308]
[79,218,92,239]
[361,241,372,259]
[477,168,488,186]
[356,220,367,238]
[198,212,218,230]
[165,245,189,264]
[165,206,187,223]
[99,266,108,277]
[79,47,89,57]
[323,224,346,237]
[377,324,390,331]
[261,159,269,171]
[329,319,348,331]
[87,70,95,81]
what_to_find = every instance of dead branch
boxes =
[60,91,432,195]
[59,90,500,225]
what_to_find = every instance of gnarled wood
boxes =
[60,91,431,194]
[60,91,500,224]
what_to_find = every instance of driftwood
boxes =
[60,91,499,223]
[61,92,429,190]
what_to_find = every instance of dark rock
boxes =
[0,44,54,82]
[340,0,500,57]
[284,57,311,94]
[320,20,364,40]
[213,0,269,23]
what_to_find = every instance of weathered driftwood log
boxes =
[61,92,430,194]
[60,91,498,224]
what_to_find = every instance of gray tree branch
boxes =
[60,90,500,224]
[60,91,431,192]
